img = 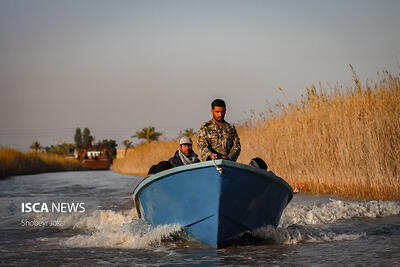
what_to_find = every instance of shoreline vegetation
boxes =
[112,68,399,200]
[0,148,88,179]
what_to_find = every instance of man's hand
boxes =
[210,153,228,160]
[210,153,218,160]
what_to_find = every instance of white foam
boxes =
[31,199,400,248]
[280,200,400,228]
[251,225,366,245]
[62,221,183,249]
[31,208,138,231]
[31,208,183,249]
[244,199,400,245]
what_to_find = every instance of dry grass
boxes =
[238,69,400,200]
[0,148,87,179]
[112,69,400,200]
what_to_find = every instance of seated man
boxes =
[147,161,172,176]
[249,157,299,194]
[168,137,200,167]
[249,157,268,170]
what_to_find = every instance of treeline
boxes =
[73,127,117,159]
[29,127,117,160]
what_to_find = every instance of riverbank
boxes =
[0,148,88,179]
[112,69,400,200]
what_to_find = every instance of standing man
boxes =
[197,99,241,161]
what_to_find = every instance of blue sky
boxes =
[0,0,399,150]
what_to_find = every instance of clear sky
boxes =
[1,0,399,150]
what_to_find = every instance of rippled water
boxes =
[0,171,399,266]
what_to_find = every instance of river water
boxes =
[0,171,399,266]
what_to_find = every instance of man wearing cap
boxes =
[168,137,200,167]
[197,99,241,161]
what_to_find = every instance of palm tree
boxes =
[30,141,42,151]
[123,139,132,155]
[132,126,162,144]
[123,140,132,149]
[180,128,195,138]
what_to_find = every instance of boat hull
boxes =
[81,159,110,170]
[133,160,292,248]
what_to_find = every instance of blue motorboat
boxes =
[133,159,293,248]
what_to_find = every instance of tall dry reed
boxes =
[238,69,399,200]
[0,148,87,179]
[112,69,399,199]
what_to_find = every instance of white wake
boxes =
[31,199,400,248]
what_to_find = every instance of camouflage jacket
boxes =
[197,120,241,161]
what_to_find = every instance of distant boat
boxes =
[81,158,110,170]
[133,159,293,248]
[79,148,110,170]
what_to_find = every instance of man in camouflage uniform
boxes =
[197,99,241,161]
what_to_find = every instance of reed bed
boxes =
[0,148,87,179]
[112,69,400,200]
